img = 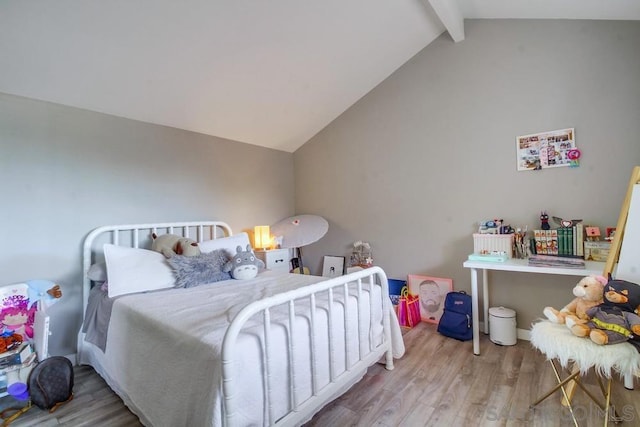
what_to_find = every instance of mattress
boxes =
[79,270,402,426]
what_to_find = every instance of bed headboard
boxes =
[81,221,232,316]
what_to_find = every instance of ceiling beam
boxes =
[428,0,465,42]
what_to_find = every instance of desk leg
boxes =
[470,268,480,355]
[482,268,489,335]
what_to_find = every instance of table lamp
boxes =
[254,225,271,250]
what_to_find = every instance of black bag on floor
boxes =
[0,356,74,426]
[437,291,473,341]
[28,356,74,412]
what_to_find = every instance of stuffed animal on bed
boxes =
[543,275,606,326]
[569,278,640,345]
[151,233,201,258]
[223,245,265,280]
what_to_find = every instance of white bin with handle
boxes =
[489,306,517,346]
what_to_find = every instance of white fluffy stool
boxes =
[530,320,640,426]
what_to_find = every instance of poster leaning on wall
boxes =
[407,274,453,324]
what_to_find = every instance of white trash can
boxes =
[489,306,517,346]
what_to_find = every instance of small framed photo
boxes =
[407,275,453,324]
[322,256,345,277]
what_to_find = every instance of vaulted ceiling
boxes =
[2,1,639,152]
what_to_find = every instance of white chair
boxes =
[529,320,640,426]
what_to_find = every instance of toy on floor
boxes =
[151,233,201,258]
[569,278,640,345]
[543,275,606,326]
[0,332,23,354]
[27,279,62,309]
[0,280,61,339]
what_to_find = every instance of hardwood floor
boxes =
[305,323,640,427]
[4,323,639,426]
[0,364,144,427]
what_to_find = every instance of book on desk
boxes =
[533,224,584,257]
[528,254,586,269]
[467,253,508,263]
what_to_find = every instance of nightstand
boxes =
[255,248,292,272]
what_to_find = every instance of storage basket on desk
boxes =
[473,234,514,258]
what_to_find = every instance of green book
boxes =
[567,227,574,256]
[558,228,565,255]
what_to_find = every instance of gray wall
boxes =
[1,93,295,357]
[2,19,639,356]
[294,20,640,329]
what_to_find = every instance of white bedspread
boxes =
[85,270,404,427]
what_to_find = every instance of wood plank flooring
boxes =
[3,322,639,426]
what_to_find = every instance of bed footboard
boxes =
[221,266,394,427]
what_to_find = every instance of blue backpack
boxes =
[437,291,472,341]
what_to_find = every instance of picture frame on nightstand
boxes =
[322,256,345,277]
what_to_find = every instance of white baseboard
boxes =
[65,353,77,365]
[479,322,531,341]
[517,328,531,341]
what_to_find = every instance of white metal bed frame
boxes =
[78,221,395,426]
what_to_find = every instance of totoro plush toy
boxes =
[223,244,265,280]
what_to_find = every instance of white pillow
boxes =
[104,244,176,298]
[198,232,251,257]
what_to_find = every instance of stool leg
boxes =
[562,363,580,407]
[553,362,580,427]
[565,374,604,412]
[604,377,611,427]
[530,360,580,427]
[531,360,581,406]
[596,376,621,425]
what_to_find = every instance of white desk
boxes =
[462,257,605,355]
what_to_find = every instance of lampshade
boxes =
[254,225,271,250]
[270,215,328,249]
[271,215,328,274]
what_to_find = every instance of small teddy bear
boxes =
[223,245,265,280]
[543,275,606,325]
[151,233,201,258]
[0,333,23,354]
[569,278,640,345]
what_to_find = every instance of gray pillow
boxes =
[168,249,231,288]
[87,262,108,282]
